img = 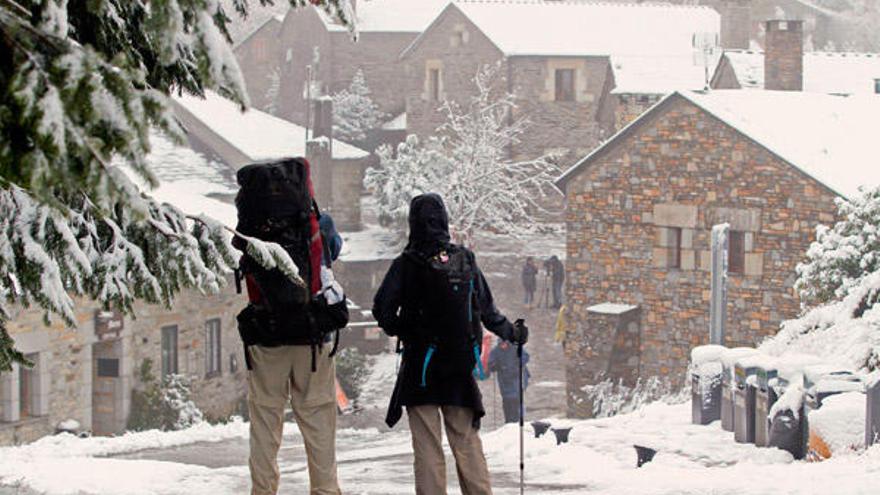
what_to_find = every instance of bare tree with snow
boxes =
[366,64,561,244]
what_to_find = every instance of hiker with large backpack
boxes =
[233,158,349,495]
[372,193,529,495]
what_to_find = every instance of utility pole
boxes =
[710,223,729,345]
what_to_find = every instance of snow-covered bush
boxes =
[335,347,369,402]
[762,188,880,371]
[128,359,203,432]
[331,70,386,144]
[795,188,880,307]
[581,376,683,418]
[365,64,561,243]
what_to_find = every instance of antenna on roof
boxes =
[693,32,720,90]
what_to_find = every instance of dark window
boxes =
[555,69,575,101]
[19,353,39,417]
[728,231,746,274]
[205,319,222,377]
[668,227,683,269]
[428,68,441,101]
[161,325,179,376]
[97,358,120,378]
[875,79,880,94]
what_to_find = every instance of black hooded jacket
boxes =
[372,194,516,428]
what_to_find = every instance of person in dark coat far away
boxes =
[546,255,565,308]
[373,193,528,495]
[521,257,538,307]
[488,339,530,424]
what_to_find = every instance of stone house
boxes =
[234,13,286,112]
[712,21,880,95]
[173,91,372,232]
[555,89,880,418]
[401,1,720,165]
[0,282,247,446]
[266,0,448,127]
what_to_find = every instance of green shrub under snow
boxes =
[127,359,204,432]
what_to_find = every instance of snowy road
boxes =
[3,401,880,495]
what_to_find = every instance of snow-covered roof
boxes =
[718,50,880,95]
[173,91,369,161]
[587,303,638,315]
[120,132,238,227]
[559,90,880,200]
[233,11,285,49]
[381,112,406,131]
[420,1,719,58]
[611,54,716,95]
[318,0,449,33]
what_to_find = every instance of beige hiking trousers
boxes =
[248,345,340,495]
[407,405,494,495]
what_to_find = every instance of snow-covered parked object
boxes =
[719,347,758,432]
[690,345,726,425]
[55,419,81,435]
[808,392,867,459]
[691,345,727,367]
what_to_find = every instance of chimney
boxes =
[716,0,751,50]
[764,20,804,91]
[312,96,334,140]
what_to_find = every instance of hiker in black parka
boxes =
[373,193,528,495]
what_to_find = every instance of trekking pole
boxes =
[517,341,525,495]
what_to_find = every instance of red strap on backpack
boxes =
[301,158,323,296]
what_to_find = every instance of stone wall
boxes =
[613,94,664,133]
[235,18,284,112]
[563,96,839,416]
[276,8,415,126]
[0,280,247,445]
[403,7,606,168]
[403,6,506,140]
[508,56,607,164]
[564,305,641,418]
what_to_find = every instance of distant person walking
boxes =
[488,340,530,424]
[545,255,565,309]
[373,193,529,495]
[521,257,538,307]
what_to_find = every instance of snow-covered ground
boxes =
[3,400,879,495]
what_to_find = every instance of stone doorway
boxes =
[91,339,124,436]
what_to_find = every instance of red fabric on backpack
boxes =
[301,158,323,296]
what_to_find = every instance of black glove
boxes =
[510,319,529,345]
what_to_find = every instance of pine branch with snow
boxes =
[331,69,386,144]
[365,64,562,244]
[0,0,354,370]
[795,188,880,307]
